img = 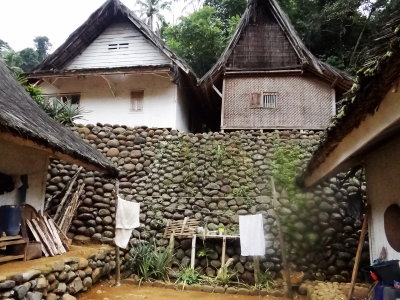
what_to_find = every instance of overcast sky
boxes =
[0,0,196,52]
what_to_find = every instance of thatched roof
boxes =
[199,0,352,91]
[0,58,118,176]
[302,17,400,185]
[31,0,194,80]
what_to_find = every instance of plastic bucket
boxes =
[0,205,21,236]
[371,260,400,284]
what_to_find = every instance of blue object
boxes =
[0,205,21,236]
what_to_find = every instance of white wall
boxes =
[0,137,49,212]
[366,135,400,261]
[66,20,170,70]
[40,73,186,129]
[176,84,189,132]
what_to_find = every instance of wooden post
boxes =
[347,210,369,300]
[114,180,121,287]
[271,177,294,300]
[253,256,261,285]
[190,234,197,269]
[221,236,227,267]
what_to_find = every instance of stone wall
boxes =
[0,247,118,299]
[45,124,369,283]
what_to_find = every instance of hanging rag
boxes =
[114,196,140,249]
[239,214,266,256]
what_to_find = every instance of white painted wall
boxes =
[176,84,189,132]
[366,135,400,262]
[40,73,187,129]
[0,137,49,212]
[66,20,170,70]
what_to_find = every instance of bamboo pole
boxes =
[114,180,121,287]
[347,209,369,300]
[253,256,261,285]
[271,177,294,300]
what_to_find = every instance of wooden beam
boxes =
[305,87,400,187]
[190,234,196,269]
[212,85,222,98]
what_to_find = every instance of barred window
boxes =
[262,92,277,109]
[130,90,144,112]
[45,93,80,105]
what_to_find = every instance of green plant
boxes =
[175,266,200,288]
[129,240,172,282]
[213,142,226,165]
[215,258,237,285]
[254,269,275,291]
[232,185,250,197]
[197,247,215,258]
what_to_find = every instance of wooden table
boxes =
[0,235,26,263]
[190,234,240,269]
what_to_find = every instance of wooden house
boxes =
[28,0,206,132]
[0,58,117,212]
[302,19,400,262]
[199,0,353,131]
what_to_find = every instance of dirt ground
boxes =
[77,281,307,300]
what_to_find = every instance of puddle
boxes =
[77,281,292,300]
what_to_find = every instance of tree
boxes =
[34,36,52,62]
[0,39,11,54]
[136,0,172,31]
[19,48,39,72]
[2,51,23,76]
[162,6,226,76]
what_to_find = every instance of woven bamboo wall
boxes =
[227,7,300,70]
[222,75,334,129]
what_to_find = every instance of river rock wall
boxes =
[45,124,368,283]
[0,247,118,300]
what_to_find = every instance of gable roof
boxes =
[199,0,352,91]
[0,58,118,177]
[31,0,193,78]
[302,17,400,186]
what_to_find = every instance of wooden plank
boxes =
[48,216,70,251]
[0,255,25,263]
[0,235,23,241]
[41,214,66,254]
[31,219,56,256]
[0,239,26,248]
[163,220,170,238]
[34,217,60,255]
[26,219,49,257]
[47,217,69,252]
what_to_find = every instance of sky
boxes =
[0,0,198,53]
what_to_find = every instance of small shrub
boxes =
[129,240,172,281]
[175,266,200,288]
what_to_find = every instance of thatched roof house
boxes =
[28,0,208,131]
[303,19,400,261]
[199,0,353,131]
[0,59,117,176]
[0,57,117,211]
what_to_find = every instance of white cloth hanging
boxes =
[114,196,140,249]
[239,214,266,256]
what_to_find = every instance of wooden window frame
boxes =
[130,90,144,112]
[250,92,278,109]
[108,43,129,50]
[45,93,80,105]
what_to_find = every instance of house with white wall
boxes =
[28,0,206,132]
[0,58,117,213]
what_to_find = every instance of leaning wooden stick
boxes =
[347,208,369,300]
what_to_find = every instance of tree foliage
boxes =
[136,0,172,32]
[0,36,51,75]
[162,0,245,76]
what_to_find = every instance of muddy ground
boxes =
[77,281,307,300]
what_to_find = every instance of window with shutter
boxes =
[250,93,261,108]
[130,90,144,112]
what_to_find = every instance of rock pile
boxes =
[45,124,368,282]
[0,247,117,299]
